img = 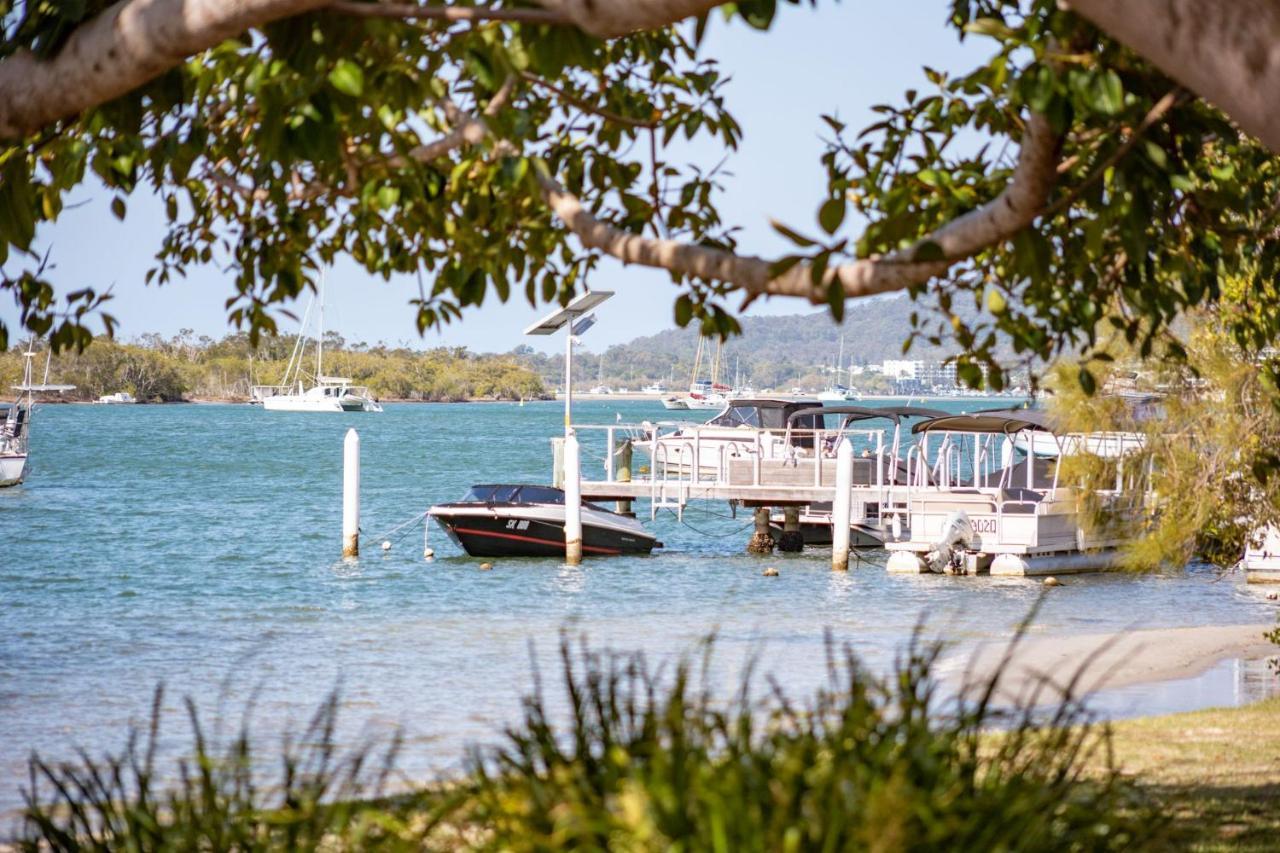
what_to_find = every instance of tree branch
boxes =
[0,0,732,141]
[327,1,571,26]
[536,113,1062,302]
[1045,87,1184,219]
[1065,0,1280,153]
[0,0,333,142]
[520,72,659,129]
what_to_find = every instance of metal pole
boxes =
[342,428,360,557]
[564,432,583,564]
[832,438,853,571]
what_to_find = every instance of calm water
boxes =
[1,399,1277,812]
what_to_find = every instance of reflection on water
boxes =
[0,399,1277,812]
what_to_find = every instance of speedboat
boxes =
[429,484,661,557]
[96,391,137,404]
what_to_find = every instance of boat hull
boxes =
[767,518,884,548]
[262,395,381,412]
[430,504,658,558]
[0,453,27,487]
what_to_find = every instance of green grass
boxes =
[1103,697,1280,852]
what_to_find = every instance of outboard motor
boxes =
[925,510,974,574]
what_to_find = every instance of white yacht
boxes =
[96,391,137,404]
[2,343,76,487]
[636,398,824,476]
[251,278,382,413]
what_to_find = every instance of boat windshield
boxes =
[710,405,762,428]
[461,484,566,504]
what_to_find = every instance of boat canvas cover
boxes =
[911,408,1058,435]
[786,404,950,426]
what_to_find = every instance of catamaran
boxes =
[2,342,76,487]
[250,277,382,413]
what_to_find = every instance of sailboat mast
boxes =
[316,272,324,380]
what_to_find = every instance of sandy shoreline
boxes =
[950,623,1277,704]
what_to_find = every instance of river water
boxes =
[1,399,1276,812]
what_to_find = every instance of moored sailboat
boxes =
[251,276,382,413]
[2,342,76,488]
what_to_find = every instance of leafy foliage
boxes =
[19,629,1167,850]
[1,1,754,349]
[5,0,1280,393]
[773,0,1280,389]
[0,332,546,401]
[1045,285,1280,570]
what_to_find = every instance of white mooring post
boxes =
[564,432,583,565]
[831,438,853,571]
[343,428,360,558]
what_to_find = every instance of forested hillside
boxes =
[518,293,1000,390]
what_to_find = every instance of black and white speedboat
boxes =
[428,484,661,558]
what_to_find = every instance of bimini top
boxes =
[786,404,949,426]
[911,408,1057,435]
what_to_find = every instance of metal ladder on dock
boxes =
[649,479,688,521]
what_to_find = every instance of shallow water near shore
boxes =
[1,398,1277,813]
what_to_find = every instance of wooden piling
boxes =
[615,438,634,517]
[551,436,566,489]
[831,439,853,571]
[778,506,804,552]
[564,432,583,565]
[342,428,360,557]
[747,506,775,554]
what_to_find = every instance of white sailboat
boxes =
[817,336,857,402]
[2,341,76,487]
[251,276,382,413]
[680,338,730,410]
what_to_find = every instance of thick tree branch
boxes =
[327,1,572,26]
[0,0,333,141]
[1065,0,1280,153]
[0,0,730,141]
[536,113,1061,302]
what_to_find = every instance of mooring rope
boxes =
[370,509,430,547]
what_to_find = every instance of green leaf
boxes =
[912,240,945,263]
[770,220,817,248]
[1077,366,1097,395]
[963,17,1015,40]
[818,198,845,235]
[674,294,694,327]
[376,185,400,210]
[327,60,364,97]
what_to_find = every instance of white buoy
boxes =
[381,540,392,551]
[423,515,434,559]
[342,428,360,558]
[564,432,583,565]
[831,438,853,571]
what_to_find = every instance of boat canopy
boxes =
[711,399,821,430]
[786,404,949,426]
[911,408,1057,435]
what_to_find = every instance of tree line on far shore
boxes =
[0,332,546,403]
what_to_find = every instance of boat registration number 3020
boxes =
[505,519,531,531]
[972,518,998,534]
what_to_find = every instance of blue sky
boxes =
[4,1,987,354]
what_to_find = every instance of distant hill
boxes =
[517,292,1003,390]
